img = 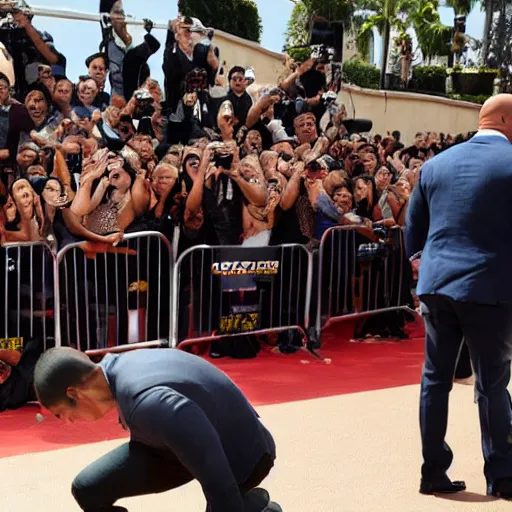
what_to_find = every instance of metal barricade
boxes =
[54,232,173,355]
[1,242,55,351]
[315,226,415,337]
[171,244,313,350]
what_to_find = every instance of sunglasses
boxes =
[278,152,293,162]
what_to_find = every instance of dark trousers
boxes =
[72,441,274,511]
[454,341,473,379]
[419,294,512,489]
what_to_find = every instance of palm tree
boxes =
[409,1,452,62]
[355,0,416,88]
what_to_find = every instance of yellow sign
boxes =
[212,261,279,276]
[0,337,24,352]
[219,313,259,334]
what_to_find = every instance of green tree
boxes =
[302,0,354,20]
[355,0,417,88]
[178,0,263,43]
[284,2,312,62]
[409,1,452,60]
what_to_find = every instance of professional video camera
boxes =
[0,0,30,32]
[308,17,344,62]
[0,0,29,14]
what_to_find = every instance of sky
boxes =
[23,0,484,83]
[23,0,294,87]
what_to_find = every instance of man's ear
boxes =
[66,386,80,401]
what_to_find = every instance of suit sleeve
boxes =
[129,387,244,512]
[405,171,430,258]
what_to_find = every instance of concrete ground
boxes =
[1,382,508,512]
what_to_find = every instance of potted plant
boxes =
[449,66,499,96]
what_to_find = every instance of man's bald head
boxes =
[479,94,512,142]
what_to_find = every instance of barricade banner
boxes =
[0,242,55,352]
[54,232,173,354]
[315,226,414,336]
[171,244,312,348]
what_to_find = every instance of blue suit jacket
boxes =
[405,135,512,304]
[100,349,276,512]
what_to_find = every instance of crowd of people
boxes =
[0,4,477,256]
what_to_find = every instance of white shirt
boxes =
[473,129,508,140]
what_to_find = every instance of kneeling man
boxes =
[34,347,281,512]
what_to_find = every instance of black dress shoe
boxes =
[420,479,466,495]
[488,477,512,498]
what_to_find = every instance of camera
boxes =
[305,160,323,181]
[184,68,208,93]
[357,241,389,263]
[207,142,234,169]
[133,88,155,119]
[0,0,26,15]
[308,17,344,62]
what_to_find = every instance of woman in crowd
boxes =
[71,151,150,236]
[39,175,122,248]
[373,166,397,227]
[9,178,44,241]
[142,162,180,243]
[76,76,100,113]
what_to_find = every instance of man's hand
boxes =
[143,18,154,34]
[298,58,315,76]
[257,93,281,113]
[104,232,124,246]
[206,45,219,73]
[306,94,322,106]
[13,12,30,29]
[91,109,102,124]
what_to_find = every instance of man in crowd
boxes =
[86,52,110,109]
[7,11,66,98]
[224,66,254,135]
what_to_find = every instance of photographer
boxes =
[0,11,66,99]
[163,16,219,113]
[166,69,217,146]
[217,66,253,136]
[122,19,161,101]
[279,57,328,121]
[99,0,131,99]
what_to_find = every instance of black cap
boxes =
[85,52,109,69]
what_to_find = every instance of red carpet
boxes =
[0,318,425,459]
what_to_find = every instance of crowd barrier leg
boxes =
[1,242,55,352]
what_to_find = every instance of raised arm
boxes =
[186,149,209,214]
[280,162,305,211]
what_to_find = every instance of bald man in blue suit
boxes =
[406,94,512,499]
